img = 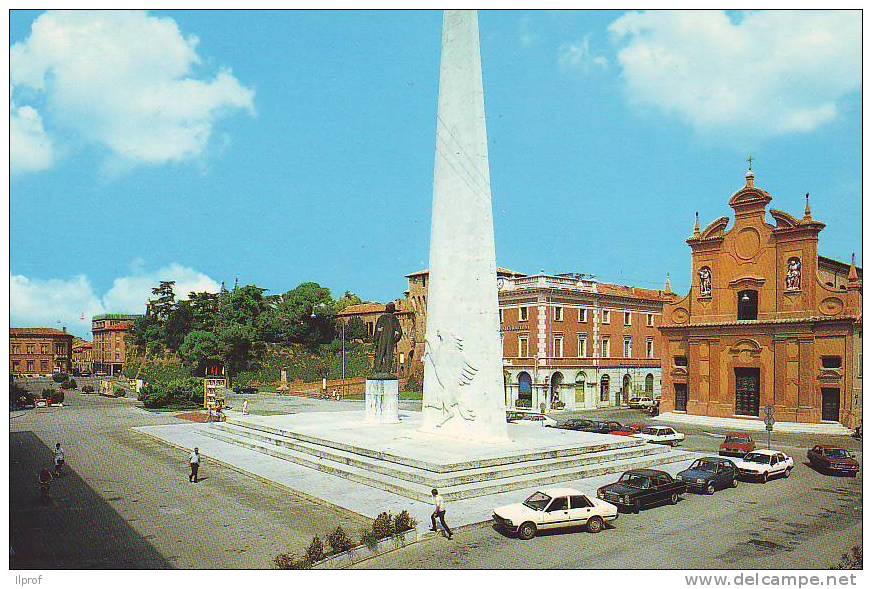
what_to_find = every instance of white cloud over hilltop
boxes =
[608,10,860,139]
[10,264,220,337]
[10,10,254,173]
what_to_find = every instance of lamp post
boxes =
[339,320,346,381]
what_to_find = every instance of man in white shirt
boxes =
[53,443,65,477]
[430,488,452,539]
[189,447,200,483]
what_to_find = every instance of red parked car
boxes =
[806,446,860,476]
[719,433,755,457]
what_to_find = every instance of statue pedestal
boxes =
[365,379,400,424]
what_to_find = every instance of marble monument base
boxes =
[364,378,399,424]
[156,411,695,503]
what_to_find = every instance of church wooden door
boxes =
[734,368,760,417]
[821,388,840,422]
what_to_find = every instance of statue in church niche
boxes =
[786,258,802,290]
[372,302,402,378]
[698,267,713,297]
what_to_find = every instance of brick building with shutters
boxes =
[9,327,74,376]
[659,169,862,430]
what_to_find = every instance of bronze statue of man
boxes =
[372,302,402,377]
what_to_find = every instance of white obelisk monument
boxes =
[420,10,508,442]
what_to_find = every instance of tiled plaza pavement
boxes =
[9,386,369,569]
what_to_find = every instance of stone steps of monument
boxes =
[221,417,646,472]
[205,421,669,487]
[198,423,690,502]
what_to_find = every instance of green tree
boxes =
[178,330,222,374]
[216,322,261,376]
[164,301,193,352]
[147,281,177,324]
[188,291,220,331]
[334,290,364,313]
[258,282,337,347]
[343,316,368,341]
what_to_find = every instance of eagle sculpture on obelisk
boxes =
[420,10,508,442]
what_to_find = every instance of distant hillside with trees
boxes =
[124,280,375,405]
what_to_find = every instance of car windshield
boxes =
[824,449,850,459]
[523,492,552,511]
[725,436,749,444]
[691,459,718,471]
[641,427,659,435]
[744,453,770,464]
[617,472,652,488]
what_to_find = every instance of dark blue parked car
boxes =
[676,457,739,495]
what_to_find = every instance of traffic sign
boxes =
[763,405,775,419]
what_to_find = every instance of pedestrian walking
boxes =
[242,399,249,415]
[53,443,65,477]
[430,488,453,539]
[189,447,200,483]
[38,467,52,504]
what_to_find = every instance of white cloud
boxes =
[10,104,54,173]
[10,274,103,336]
[10,264,219,337]
[102,263,220,313]
[10,10,254,171]
[608,10,860,138]
[558,36,608,72]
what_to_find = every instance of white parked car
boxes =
[492,487,618,539]
[513,414,558,428]
[628,397,655,409]
[636,426,685,446]
[734,449,794,483]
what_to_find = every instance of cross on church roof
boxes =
[747,154,753,171]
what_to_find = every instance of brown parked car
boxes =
[806,446,860,476]
[719,433,755,457]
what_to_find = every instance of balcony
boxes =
[501,274,597,293]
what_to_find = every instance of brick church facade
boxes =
[659,169,862,429]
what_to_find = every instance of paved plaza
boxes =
[8,380,863,569]
[9,382,369,569]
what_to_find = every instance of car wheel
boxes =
[670,492,679,505]
[587,516,604,534]
[730,477,739,488]
[761,472,768,484]
[784,468,791,478]
[706,483,716,495]
[518,522,537,540]
[633,499,641,514]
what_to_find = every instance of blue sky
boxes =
[10,10,862,338]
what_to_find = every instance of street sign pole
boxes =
[763,405,775,449]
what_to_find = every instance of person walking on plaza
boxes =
[242,399,249,415]
[430,488,453,539]
[189,447,200,483]
[53,443,65,477]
